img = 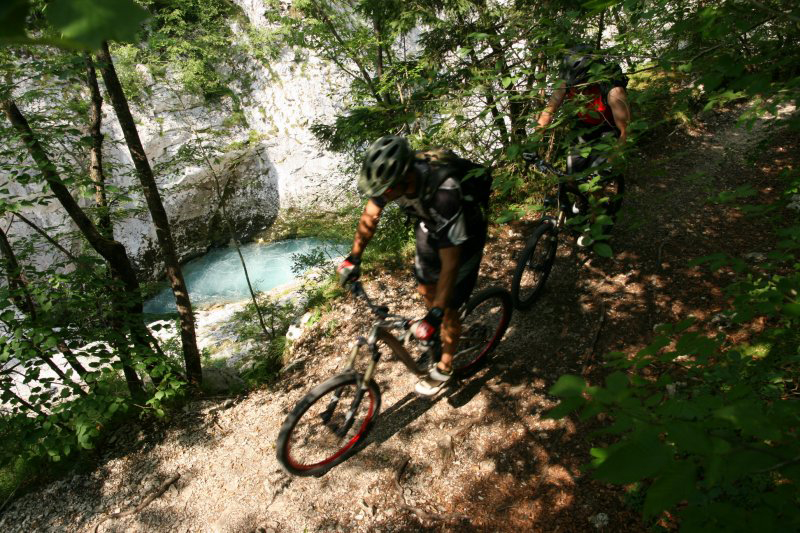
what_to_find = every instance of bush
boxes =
[547,171,800,531]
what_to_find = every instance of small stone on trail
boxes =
[479,460,495,473]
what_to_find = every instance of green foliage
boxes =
[230,293,297,384]
[0,0,148,49]
[136,0,246,99]
[547,178,800,530]
[45,0,150,49]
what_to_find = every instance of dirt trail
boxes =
[1,105,796,533]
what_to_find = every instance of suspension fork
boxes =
[333,327,382,438]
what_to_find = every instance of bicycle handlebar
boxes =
[350,281,403,321]
[522,152,563,177]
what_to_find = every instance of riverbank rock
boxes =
[203,367,246,394]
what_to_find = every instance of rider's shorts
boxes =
[413,220,487,309]
[567,127,619,175]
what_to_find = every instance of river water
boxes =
[144,237,348,314]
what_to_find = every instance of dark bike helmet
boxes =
[561,44,595,86]
[358,135,413,197]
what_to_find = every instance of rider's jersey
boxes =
[371,160,487,249]
[568,84,617,128]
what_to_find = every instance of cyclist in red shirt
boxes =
[536,46,631,245]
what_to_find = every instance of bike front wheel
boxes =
[601,174,625,218]
[512,221,558,311]
[451,287,513,373]
[276,372,381,476]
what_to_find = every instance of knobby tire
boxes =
[512,221,558,311]
[451,287,513,373]
[276,372,381,477]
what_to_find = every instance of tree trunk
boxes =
[96,42,202,386]
[2,98,145,398]
[467,48,510,148]
[84,53,112,238]
[0,226,88,379]
[596,10,606,51]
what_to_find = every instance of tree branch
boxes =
[743,0,800,24]
[9,212,79,262]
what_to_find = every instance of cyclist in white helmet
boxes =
[337,135,490,396]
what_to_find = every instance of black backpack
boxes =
[598,61,629,108]
[415,149,493,213]
[563,47,629,107]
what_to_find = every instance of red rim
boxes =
[456,307,510,371]
[284,385,376,472]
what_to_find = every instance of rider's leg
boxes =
[416,283,459,372]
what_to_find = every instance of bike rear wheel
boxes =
[451,287,513,373]
[276,372,381,476]
[512,221,558,310]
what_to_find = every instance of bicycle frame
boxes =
[523,152,595,233]
[343,283,431,384]
[328,282,430,438]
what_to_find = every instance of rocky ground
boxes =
[0,104,797,533]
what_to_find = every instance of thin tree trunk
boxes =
[0,222,89,380]
[84,53,112,238]
[96,42,202,386]
[467,48,509,148]
[596,10,606,51]
[171,91,270,338]
[2,98,145,398]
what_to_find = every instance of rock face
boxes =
[4,0,355,278]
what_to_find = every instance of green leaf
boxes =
[714,402,781,440]
[592,432,672,484]
[643,461,696,518]
[783,303,800,317]
[0,0,29,39]
[543,396,585,419]
[501,77,512,88]
[549,374,586,397]
[667,422,712,455]
[45,0,149,49]
[42,335,58,350]
[593,242,613,257]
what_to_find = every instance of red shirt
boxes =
[568,85,615,127]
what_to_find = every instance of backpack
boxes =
[598,61,629,108]
[563,48,629,107]
[568,59,629,128]
[414,149,493,213]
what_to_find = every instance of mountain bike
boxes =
[511,152,624,310]
[276,281,512,476]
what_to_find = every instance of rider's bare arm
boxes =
[607,86,631,144]
[351,198,383,258]
[536,84,567,131]
[433,245,461,310]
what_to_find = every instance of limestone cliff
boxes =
[4,0,354,279]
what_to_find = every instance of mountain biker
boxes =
[337,135,490,396]
[535,45,631,246]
